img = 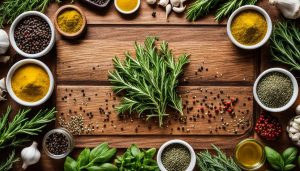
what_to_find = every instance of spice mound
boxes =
[255,112,282,140]
[90,0,109,5]
[231,10,267,46]
[161,143,191,171]
[116,0,139,12]
[45,132,69,155]
[14,16,51,54]
[57,9,83,34]
[257,72,293,108]
[12,64,50,102]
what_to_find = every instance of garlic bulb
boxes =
[147,0,156,5]
[296,105,300,115]
[0,78,5,102]
[287,116,300,146]
[166,4,172,20]
[21,142,41,170]
[158,0,169,7]
[269,0,300,19]
[0,29,9,55]
[170,0,180,7]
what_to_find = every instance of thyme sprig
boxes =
[197,145,241,171]
[270,21,300,71]
[186,0,258,22]
[109,37,189,127]
[0,106,56,149]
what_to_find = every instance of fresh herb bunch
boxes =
[109,36,189,127]
[0,150,19,171]
[265,146,298,171]
[64,142,118,171]
[186,0,258,22]
[0,0,61,27]
[115,144,159,171]
[197,144,241,171]
[270,21,300,71]
[0,106,56,149]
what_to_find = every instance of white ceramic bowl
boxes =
[114,0,140,14]
[157,139,196,171]
[227,5,272,50]
[6,59,54,107]
[9,11,55,58]
[253,68,298,112]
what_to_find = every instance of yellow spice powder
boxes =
[12,64,50,102]
[57,9,83,34]
[116,0,138,12]
[231,10,267,46]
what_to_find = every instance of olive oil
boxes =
[234,139,265,170]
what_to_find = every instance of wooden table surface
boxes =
[0,0,299,170]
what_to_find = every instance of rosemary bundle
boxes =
[197,145,241,171]
[0,0,61,27]
[0,151,19,171]
[186,0,258,22]
[270,21,300,71]
[109,37,189,127]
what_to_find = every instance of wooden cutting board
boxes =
[49,0,281,149]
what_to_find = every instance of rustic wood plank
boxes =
[56,85,253,136]
[46,1,280,25]
[56,27,257,83]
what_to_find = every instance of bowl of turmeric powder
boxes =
[54,5,87,39]
[5,59,54,107]
[227,5,272,50]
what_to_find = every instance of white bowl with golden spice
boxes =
[227,5,272,50]
[5,59,54,107]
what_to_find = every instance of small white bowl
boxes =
[114,0,140,15]
[6,59,54,107]
[9,11,55,58]
[253,68,298,112]
[227,5,272,50]
[157,139,196,171]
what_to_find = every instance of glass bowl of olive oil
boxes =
[234,139,266,170]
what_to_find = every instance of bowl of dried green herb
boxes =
[157,139,196,171]
[253,68,298,112]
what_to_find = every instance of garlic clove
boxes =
[292,122,300,130]
[0,55,10,63]
[158,0,169,7]
[172,6,186,13]
[0,78,5,91]
[147,0,156,5]
[269,0,300,19]
[21,141,41,170]
[296,105,300,115]
[295,117,300,124]
[166,4,172,20]
[170,0,180,7]
[0,29,9,55]
[291,132,300,141]
[289,126,299,134]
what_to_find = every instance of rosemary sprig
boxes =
[0,106,56,149]
[197,145,241,171]
[0,0,61,28]
[270,21,300,71]
[186,0,259,22]
[109,37,189,127]
[0,150,19,171]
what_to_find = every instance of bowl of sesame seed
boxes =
[253,68,298,112]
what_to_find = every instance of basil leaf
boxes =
[130,144,141,157]
[64,156,78,171]
[89,143,109,161]
[92,148,117,164]
[145,148,156,159]
[77,148,90,168]
[87,163,118,171]
[282,147,297,165]
[284,164,296,171]
[265,146,285,170]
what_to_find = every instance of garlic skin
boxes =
[158,0,169,7]
[0,29,9,55]
[170,0,180,7]
[173,6,186,13]
[21,142,41,170]
[166,4,172,20]
[0,56,10,63]
[147,0,156,5]
[269,0,300,19]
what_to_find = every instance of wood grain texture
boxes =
[56,27,257,84]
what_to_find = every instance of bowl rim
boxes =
[157,139,196,171]
[9,11,55,58]
[114,0,141,15]
[53,5,87,38]
[79,0,111,8]
[5,59,55,107]
[253,68,299,112]
[227,5,272,50]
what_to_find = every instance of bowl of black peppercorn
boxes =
[9,11,55,58]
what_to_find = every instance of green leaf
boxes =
[89,143,109,161]
[77,148,90,168]
[282,147,297,165]
[130,144,141,157]
[64,156,78,171]
[265,146,285,170]
[92,148,117,164]
[284,164,296,171]
[145,148,156,159]
[87,163,118,171]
